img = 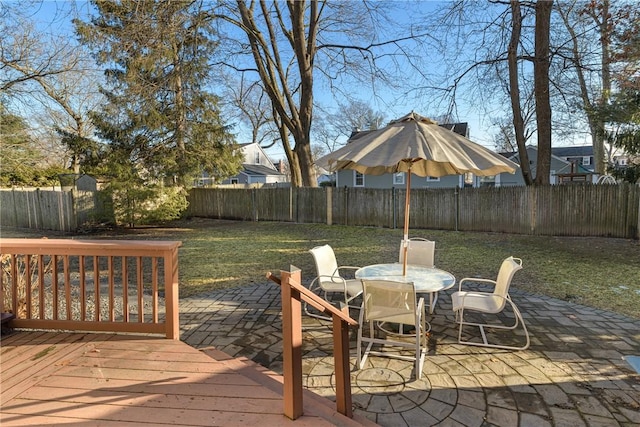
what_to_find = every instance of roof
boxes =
[551,146,593,157]
[439,122,469,137]
[500,146,592,174]
[241,163,285,177]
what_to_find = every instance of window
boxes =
[426,176,440,182]
[393,172,405,185]
[354,171,364,187]
[231,178,239,184]
[254,152,260,164]
[479,175,496,187]
[582,156,591,166]
[464,172,474,186]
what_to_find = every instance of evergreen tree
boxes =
[0,103,40,186]
[75,0,242,188]
[601,3,640,183]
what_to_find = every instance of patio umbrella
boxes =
[315,112,519,275]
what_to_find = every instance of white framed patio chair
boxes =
[399,237,435,268]
[451,256,530,350]
[305,244,362,321]
[399,238,438,313]
[357,279,427,380]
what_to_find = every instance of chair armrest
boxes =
[315,274,347,284]
[456,291,514,315]
[458,277,497,291]
[336,266,360,278]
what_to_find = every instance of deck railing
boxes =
[0,238,181,339]
[267,267,358,420]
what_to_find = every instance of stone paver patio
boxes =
[180,282,640,426]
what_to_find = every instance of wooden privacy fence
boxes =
[187,184,640,239]
[0,188,101,232]
[0,238,181,339]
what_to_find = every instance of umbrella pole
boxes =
[403,168,411,276]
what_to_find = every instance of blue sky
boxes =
[20,1,593,163]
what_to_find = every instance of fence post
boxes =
[11,189,19,228]
[392,186,397,229]
[326,187,332,225]
[636,185,640,239]
[289,187,293,222]
[344,187,349,226]
[529,186,537,234]
[455,186,460,231]
[251,188,258,221]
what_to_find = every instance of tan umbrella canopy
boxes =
[315,112,519,275]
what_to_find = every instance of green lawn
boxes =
[3,217,639,319]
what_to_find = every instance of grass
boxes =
[3,217,639,319]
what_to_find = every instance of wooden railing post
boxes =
[333,304,353,418]
[164,246,180,340]
[280,266,304,420]
[267,268,358,420]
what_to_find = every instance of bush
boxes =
[103,180,188,227]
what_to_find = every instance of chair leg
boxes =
[429,292,438,314]
[415,325,422,379]
[456,302,530,351]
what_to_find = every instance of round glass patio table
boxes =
[355,263,456,294]
[355,263,456,335]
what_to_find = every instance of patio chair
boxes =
[399,238,438,313]
[305,244,363,321]
[357,279,427,380]
[451,256,530,350]
[399,237,435,268]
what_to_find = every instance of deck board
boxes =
[0,331,373,426]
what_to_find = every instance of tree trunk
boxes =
[277,119,302,187]
[294,135,316,187]
[234,0,319,187]
[594,0,611,174]
[508,1,533,185]
[287,0,317,187]
[533,0,553,186]
[558,1,611,174]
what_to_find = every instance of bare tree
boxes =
[508,0,533,185]
[1,4,103,174]
[222,76,278,147]
[533,0,553,185]
[555,0,616,174]
[313,100,385,156]
[213,1,436,186]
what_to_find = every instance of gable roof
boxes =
[500,146,591,173]
[552,146,593,157]
[439,122,469,137]
[241,163,285,177]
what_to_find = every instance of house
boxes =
[497,146,594,185]
[551,146,595,172]
[334,123,492,189]
[214,142,287,186]
[58,173,98,191]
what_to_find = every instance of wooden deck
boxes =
[1,331,374,426]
